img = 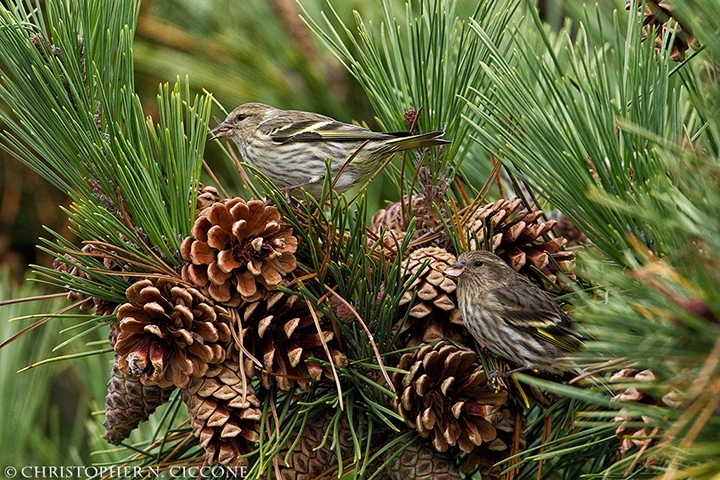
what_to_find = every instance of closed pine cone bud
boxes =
[182,360,261,467]
[236,292,347,391]
[397,247,465,347]
[113,278,231,388]
[379,440,463,480]
[103,354,175,445]
[181,198,298,306]
[466,196,575,288]
[270,410,354,480]
[196,184,221,215]
[391,341,508,453]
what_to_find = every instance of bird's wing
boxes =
[259,114,396,143]
[492,287,583,352]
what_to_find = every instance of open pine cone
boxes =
[235,292,347,391]
[465,196,575,287]
[113,278,231,388]
[627,1,698,61]
[459,405,524,478]
[391,341,508,453]
[370,195,431,253]
[611,369,663,466]
[181,197,298,306]
[182,360,261,467]
[397,247,466,347]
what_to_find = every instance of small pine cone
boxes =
[182,361,261,467]
[466,196,575,288]
[53,244,122,312]
[237,292,347,391]
[550,211,590,246]
[196,184,221,216]
[114,278,231,388]
[610,369,660,454]
[181,198,298,306]
[379,440,463,480]
[103,354,175,445]
[626,1,698,61]
[271,410,354,480]
[397,247,465,347]
[391,341,508,453]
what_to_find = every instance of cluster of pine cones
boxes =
[56,185,578,478]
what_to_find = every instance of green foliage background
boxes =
[2,0,720,478]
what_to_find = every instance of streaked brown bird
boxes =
[210,103,448,197]
[444,250,582,374]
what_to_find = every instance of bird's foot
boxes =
[486,365,533,389]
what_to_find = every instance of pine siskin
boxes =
[443,250,582,374]
[210,103,448,197]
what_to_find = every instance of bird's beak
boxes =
[443,261,466,278]
[209,121,233,141]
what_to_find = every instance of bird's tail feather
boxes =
[389,130,449,150]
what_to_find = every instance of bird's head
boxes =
[210,103,275,142]
[443,250,512,283]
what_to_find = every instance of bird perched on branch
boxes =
[210,102,448,197]
[444,250,582,375]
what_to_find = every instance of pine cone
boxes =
[397,247,465,347]
[378,440,463,480]
[114,278,231,388]
[627,1,698,61]
[182,361,261,467]
[459,405,525,478]
[465,196,575,287]
[181,198,298,306]
[236,292,347,391]
[369,195,443,254]
[270,410,354,480]
[611,369,662,457]
[52,244,120,314]
[391,342,508,453]
[103,354,175,445]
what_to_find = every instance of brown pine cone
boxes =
[236,292,347,391]
[369,195,444,254]
[181,198,298,306]
[459,405,525,478]
[397,247,466,347]
[270,410,354,480]
[113,278,231,388]
[627,1,698,61]
[465,196,575,288]
[52,244,121,314]
[182,361,261,467]
[391,341,508,453]
[610,369,662,457]
[379,440,463,480]
[103,354,175,445]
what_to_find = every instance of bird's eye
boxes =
[473,260,484,267]
[234,113,247,123]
